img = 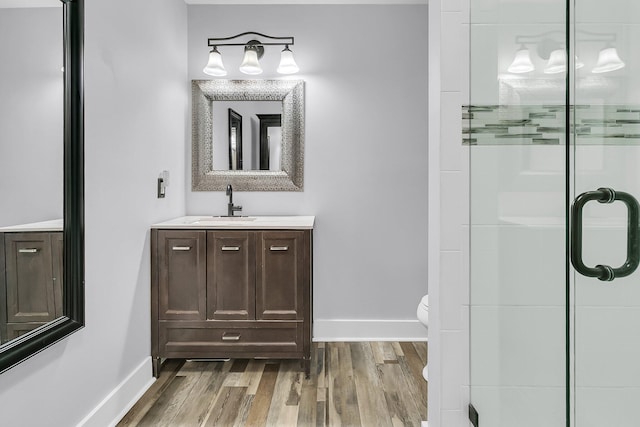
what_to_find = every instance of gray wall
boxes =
[0,7,63,227]
[187,4,429,325]
[0,0,188,425]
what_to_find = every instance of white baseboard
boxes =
[77,357,155,427]
[313,319,428,342]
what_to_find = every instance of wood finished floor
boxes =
[118,342,427,427]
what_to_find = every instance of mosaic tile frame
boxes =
[463,105,640,146]
[192,79,305,191]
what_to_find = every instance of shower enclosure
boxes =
[468,0,640,425]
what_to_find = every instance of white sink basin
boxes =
[188,216,257,225]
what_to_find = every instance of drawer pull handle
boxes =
[172,246,191,251]
[18,248,39,254]
[270,246,289,251]
[222,246,240,251]
[222,333,241,341]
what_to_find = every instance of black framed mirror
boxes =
[0,0,84,374]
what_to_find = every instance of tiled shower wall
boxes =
[430,0,640,424]
[464,104,640,145]
[429,0,471,426]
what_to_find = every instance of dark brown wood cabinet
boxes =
[151,228,312,377]
[0,232,63,343]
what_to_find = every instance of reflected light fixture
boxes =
[507,47,535,73]
[205,32,299,76]
[592,47,625,73]
[543,49,584,74]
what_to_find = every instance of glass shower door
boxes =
[571,0,640,424]
[469,0,569,425]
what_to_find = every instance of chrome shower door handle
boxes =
[571,187,640,281]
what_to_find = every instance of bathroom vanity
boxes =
[150,216,314,377]
[0,220,64,343]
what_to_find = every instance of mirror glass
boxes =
[192,79,304,192]
[0,4,63,345]
[212,101,282,171]
[0,0,83,374]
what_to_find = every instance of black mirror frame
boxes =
[0,0,84,374]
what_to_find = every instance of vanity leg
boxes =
[152,357,161,378]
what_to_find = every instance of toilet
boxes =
[416,294,428,381]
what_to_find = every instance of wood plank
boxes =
[391,342,404,357]
[378,362,423,426]
[243,360,266,394]
[137,373,199,427]
[244,363,279,426]
[203,386,247,426]
[266,360,302,426]
[117,360,184,426]
[316,401,326,427]
[326,342,362,427]
[399,342,428,420]
[316,343,326,391]
[234,395,255,427]
[350,342,393,427]
[297,342,319,426]
[173,360,229,426]
[413,341,428,365]
[230,358,250,372]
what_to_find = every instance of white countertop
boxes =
[0,219,63,232]
[152,215,315,230]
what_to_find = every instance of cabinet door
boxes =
[256,231,307,321]
[157,231,206,320]
[207,231,255,320]
[4,233,57,323]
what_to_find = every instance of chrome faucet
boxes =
[226,184,242,217]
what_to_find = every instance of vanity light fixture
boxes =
[203,46,227,76]
[204,32,299,76]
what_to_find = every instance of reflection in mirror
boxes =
[212,101,283,171]
[257,114,282,171]
[0,5,63,345]
[0,0,83,374]
[192,79,304,191]
[227,108,243,170]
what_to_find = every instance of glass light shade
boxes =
[592,47,625,73]
[507,48,535,73]
[277,47,299,74]
[239,49,263,75]
[543,49,585,74]
[203,48,227,77]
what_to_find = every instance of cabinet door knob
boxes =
[270,246,289,251]
[18,248,39,254]
[222,333,241,341]
[171,246,191,251]
[221,246,241,251]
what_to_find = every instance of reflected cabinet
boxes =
[151,228,312,377]
[0,232,63,343]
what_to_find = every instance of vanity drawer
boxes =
[158,320,303,356]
